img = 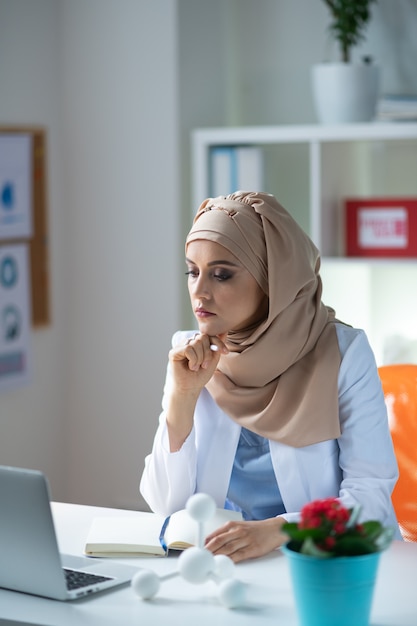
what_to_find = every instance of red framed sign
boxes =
[345,198,417,257]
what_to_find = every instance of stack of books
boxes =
[377,94,417,122]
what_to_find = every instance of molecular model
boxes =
[131,493,246,609]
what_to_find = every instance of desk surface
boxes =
[0,502,416,626]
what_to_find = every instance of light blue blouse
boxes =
[225,427,287,520]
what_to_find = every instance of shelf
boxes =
[192,122,417,256]
[193,122,417,147]
[191,122,417,364]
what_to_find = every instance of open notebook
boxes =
[85,507,243,557]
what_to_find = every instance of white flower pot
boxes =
[312,63,380,124]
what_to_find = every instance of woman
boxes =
[140,191,401,562]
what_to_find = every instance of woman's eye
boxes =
[214,271,232,281]
[185,269,232,281]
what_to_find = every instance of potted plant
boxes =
[312,0,379,124]
[281,498,394,626]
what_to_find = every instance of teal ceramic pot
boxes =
[281,544,381,626]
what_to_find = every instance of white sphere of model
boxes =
[186,493,216,523]
[131,569,160,600]
[213,554,235,580]
[178,546,215,583]
[217,578,246,609]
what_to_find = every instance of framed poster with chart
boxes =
[0,127,50,327]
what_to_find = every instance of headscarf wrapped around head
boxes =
[186,191,341,447]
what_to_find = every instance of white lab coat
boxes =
[140,324,401,537]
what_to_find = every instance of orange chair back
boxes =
[378,364,417,542]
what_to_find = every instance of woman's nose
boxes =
[191,274,211,298]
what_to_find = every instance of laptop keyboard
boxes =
[64,567,113,590]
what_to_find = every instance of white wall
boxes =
[0,0,181,509]
[1,0,416,509]
[60,0,182,509]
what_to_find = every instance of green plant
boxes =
[282,497,394,558]
[323,0,377,63]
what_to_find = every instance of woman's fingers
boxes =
[184,338,210,371]
[204,518,287,563]
[183,334,227,371]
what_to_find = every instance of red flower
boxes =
[283,497,394,557]
[300,498,349,536]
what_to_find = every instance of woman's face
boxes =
[186,239,268,336]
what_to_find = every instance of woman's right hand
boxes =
[165,333,228,452]
[169,332,228,395]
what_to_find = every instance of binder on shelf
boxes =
[209,146,263,197]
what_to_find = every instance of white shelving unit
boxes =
[191,122,417,364]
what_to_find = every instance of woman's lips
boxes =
[195,308,215,318]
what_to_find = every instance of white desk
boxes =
[0,502,416,626]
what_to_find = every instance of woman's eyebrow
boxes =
[185,257,240,267]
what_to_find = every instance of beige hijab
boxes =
[185,191,341,447]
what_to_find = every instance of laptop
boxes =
[0,465,140,600]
